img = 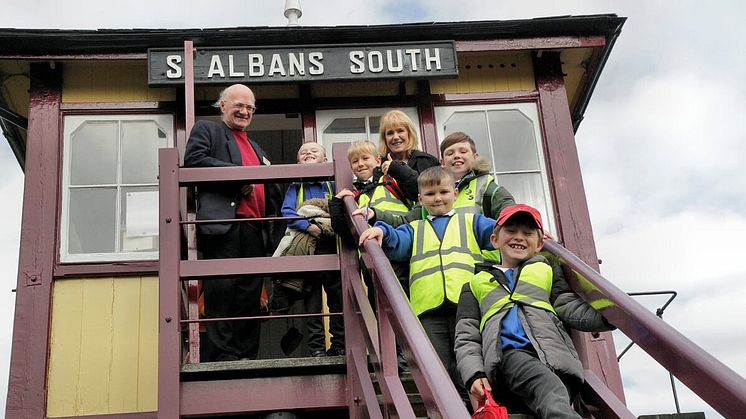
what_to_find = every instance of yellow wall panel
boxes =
[431,52,535,94]
[63,61,176,103]
[47,276,159,417]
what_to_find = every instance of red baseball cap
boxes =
[496,204,543,231]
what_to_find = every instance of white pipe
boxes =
[284,0,302,27]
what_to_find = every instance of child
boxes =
[329,139,411,264]
[358,166,496,397]
[440,132,514,219]
[272,142,344,357]
[454,204,614,418]
[365,131,515,261]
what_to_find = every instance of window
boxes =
[316,108,419,160]
[60,114,174,262]
[435,103,556,234]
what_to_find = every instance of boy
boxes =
[454,204,614,418]
[274,141,344,357]
[329,140,412,286]
[440,132,514,219]
[358,166,496,397]
[365,132,514,262]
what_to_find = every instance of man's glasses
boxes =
[228,101,257,113]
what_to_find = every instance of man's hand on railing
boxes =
[358,226,384,246]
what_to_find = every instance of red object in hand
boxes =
[471,387,509,419]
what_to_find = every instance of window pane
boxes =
[324,117,366,134]
[442,111,491,158]
[121,186,159,253]
[488,110,539,172]
[368,116,381,137]
[122,121,168,184]
[495,172,552,229]
[70,121,118,185]
[322,117,369,160]
[68,188,117,254]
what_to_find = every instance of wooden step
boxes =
[181,355,346,381]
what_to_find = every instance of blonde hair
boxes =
[378,110,420,157]
[347,140,379,162]
[417,166,454,190]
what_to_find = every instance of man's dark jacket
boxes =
[184,120,283,249]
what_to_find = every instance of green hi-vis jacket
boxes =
[453,173,504,263]
[408,212,483,316]
[357,176,410,215]
[469,259,556,331]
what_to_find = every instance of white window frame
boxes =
[434,103,557,235]
[60,113,174,263]
[315,107,419,160]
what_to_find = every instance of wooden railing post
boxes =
[158,148,182,418]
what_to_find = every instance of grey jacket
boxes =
[454,255,613,389]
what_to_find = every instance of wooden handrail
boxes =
[544,240,746,418]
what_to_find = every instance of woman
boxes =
[378,110,439,202]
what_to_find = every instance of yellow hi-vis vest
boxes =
[469,261,557,331]
[296,181,334,206]
[408,213,483,316]
[453,174,501,263]
[357,177,410,214]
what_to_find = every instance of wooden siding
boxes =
[0,60,30,118]
[561,48,595,112]
[46,276,158,417]
[430,52,534,94]
[62,61,175,103]
[311,80,403,97]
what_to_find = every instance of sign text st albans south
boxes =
[148,42,457,86]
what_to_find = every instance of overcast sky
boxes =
[1,1,745,418]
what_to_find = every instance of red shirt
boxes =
[231,130,265,218]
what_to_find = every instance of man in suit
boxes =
[184,84,281,361]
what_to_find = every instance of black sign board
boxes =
[148,41,458,85]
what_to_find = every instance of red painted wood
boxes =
[5,62,61,419]
[60,101,169,110]
[533,51,625,401]
[455,36,606,52]
[300,84,317,142]
[416,81,439,157]
[433,90,539,105]
[0,53,146,60]
[180,374,347,415]
[546,240,746,418]
[53,262,158,277]
[157,148,182,419]
[179,162,334,184]
[180,254,339,278]
[332,143,362,417]
[183,40,195,137]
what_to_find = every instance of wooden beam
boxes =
[180,374,347,415]
[5,62,62,419]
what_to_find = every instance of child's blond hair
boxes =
[378,110,420,157]
[347,140,379,162]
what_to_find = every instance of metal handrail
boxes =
[543,240,746,417]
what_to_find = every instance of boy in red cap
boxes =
[454,204,614,418]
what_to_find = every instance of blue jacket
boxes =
[281,181,335,232]
[374,212,495,262]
